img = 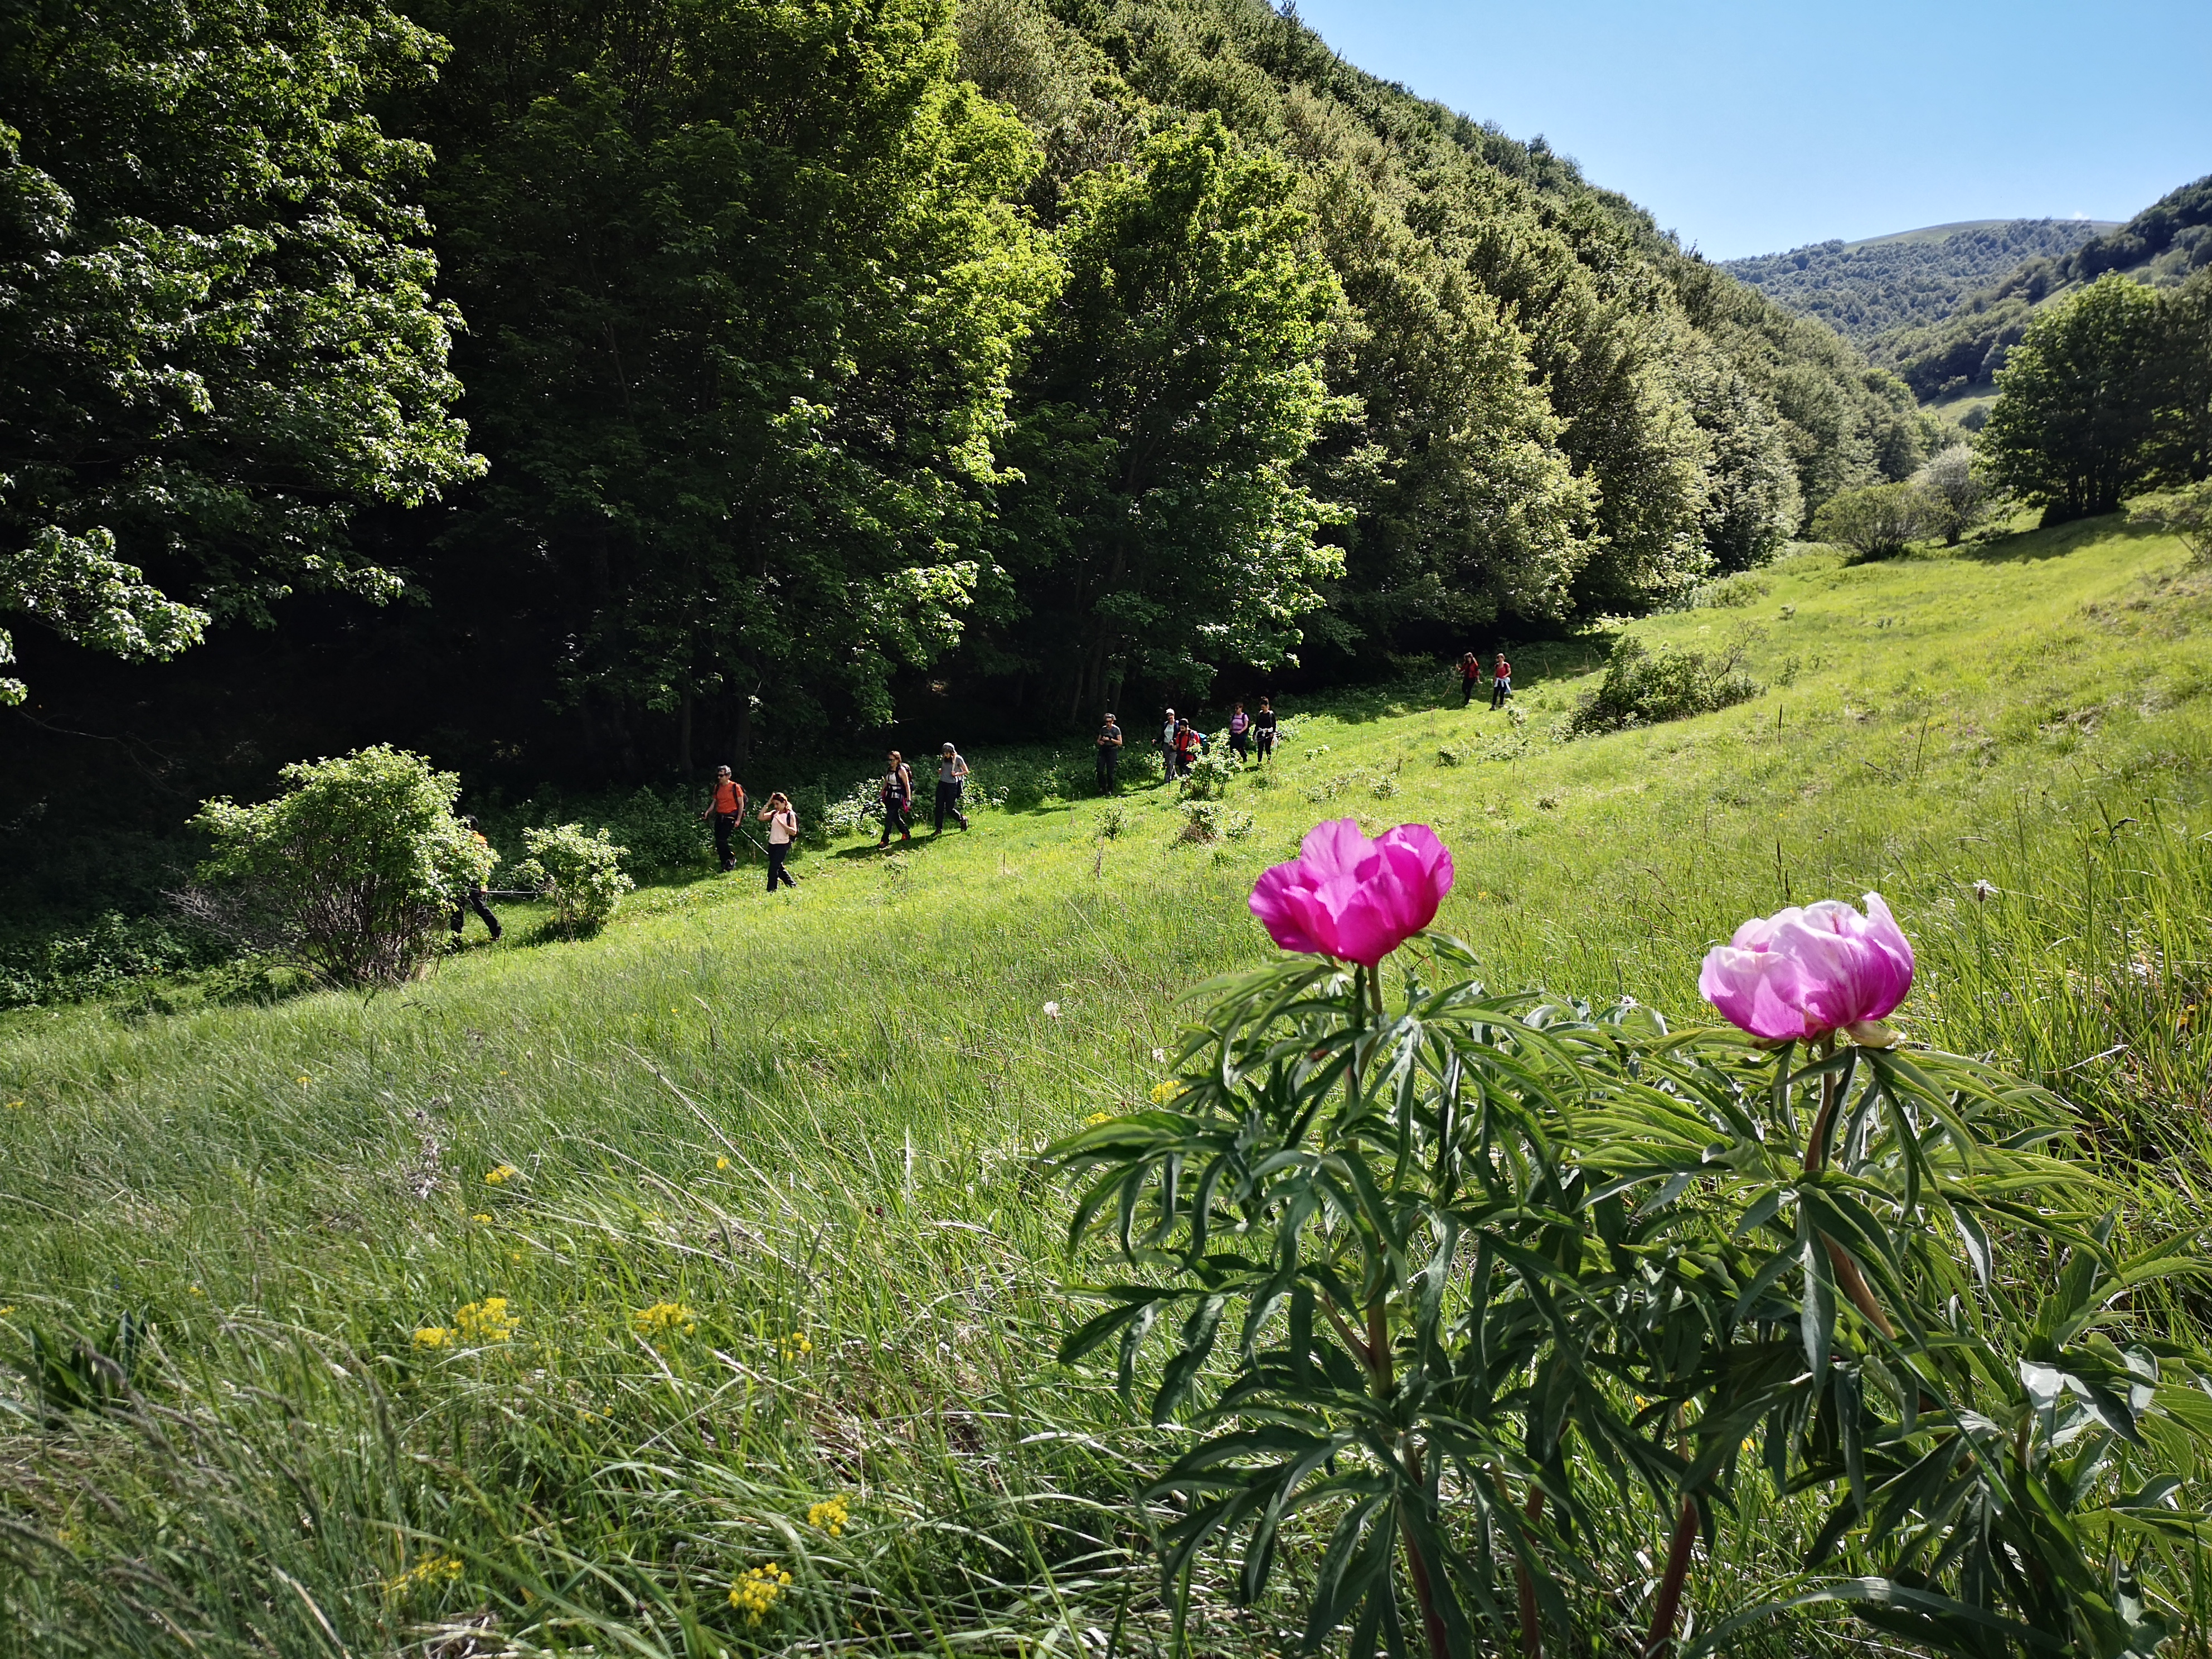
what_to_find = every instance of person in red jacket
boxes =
[1490,652,1513,710]
[700,766,746,870]
[1459,651,1483,707]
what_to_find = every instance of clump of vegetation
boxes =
[1176,800,1253,843]
[1568,635,1759,735]
[1690,571,1771,608]
[2130,481,2212,562]
[1911,442,1995,543]
[1092,801,1128,841]
[1178,748,1238,801]
[510,824,633,936]
[183,746,495,986]
[1811,479,1929,560]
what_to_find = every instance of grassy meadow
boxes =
[3,514,2210,1657]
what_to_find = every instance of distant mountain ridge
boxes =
[1868,174,2212,400]
[1720,219,2114,343]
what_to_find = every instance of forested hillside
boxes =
[1719,219,2108,342]
[1873,174,2212,399]
[2,0,1931,798]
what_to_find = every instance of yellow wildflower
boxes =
[297,1075,311,1085]
[455,1297,520,1342]
[483,1164,518,1186]
[729,1564,792,1625]
[716,1156,730,1169]
[633,1302,698,1337]
[187,1286,203,1297]
[779,1331,813,1361]
[1148,1080,1182,1104]
[413,1326,453,1348]
[385,1554,464,1594]
[472,1213,493,1224]
[0,1306,14,1317]
[1083,1111,1115,1127]
[4,1099,24,1109]
[806,1496,850,1537]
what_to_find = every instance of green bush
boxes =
[2129,481,2212,562]
[1568,635,1760,736]
[1176,800,1253,843]
[1811,481,1929,561]
[187,746,494,986]
[1690,571,1770,608]
[1178,748,1238,801]
[510,823,633,935]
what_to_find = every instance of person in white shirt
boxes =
[758,792,799,891]
[1158,707,1177,784]
[932,742,971,833]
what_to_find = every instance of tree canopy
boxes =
[0,0,481,705]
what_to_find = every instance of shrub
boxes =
[598,785,711,870]
[1178,748,1238,801]
[187,746,494,986]
[1176,801,1253,843]
[1811,481,1929,560]
[1093,802,1128,840]
[1568,634,1759,736]
[1912,442,1992,544]
[1689,571,1770,608]
[2129,481,2212,562]
[510,823,633,935]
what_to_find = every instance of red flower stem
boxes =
[1639,1493,1701,1659]
[1801,1041,1900,1341]
[1510,1475,1545,1659]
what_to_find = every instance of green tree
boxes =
[2152,267,2212,483]
[1000,118,1345,717]
[1812,481,1929,561]
[1983,273,2167,522]
[0,0,480,705]
[403,0,1055,765]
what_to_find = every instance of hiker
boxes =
[450,815,502,942]
[877,750,914,846]
[700,765,747,871]
[932,741,971,833]
[1228,702,1251,763]
[759,792,799,891]
[1173,716,1201,778]
[1253,697,1279,763]
[1158,707,1178,783]
[1491,652,1514,710]
[1095,711,1124,793]
[1459,651,1483,707]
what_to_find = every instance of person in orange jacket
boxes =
[700,765,747,871]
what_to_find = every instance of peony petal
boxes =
[1249,862,1331,955]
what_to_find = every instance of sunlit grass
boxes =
[1,515,2208,1655]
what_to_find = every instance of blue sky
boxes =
[1285,0,2212,260]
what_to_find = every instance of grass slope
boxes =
[3,518,2211,1656]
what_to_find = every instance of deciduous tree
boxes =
[0,0,480,705]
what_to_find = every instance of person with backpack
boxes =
[450,815,503,942]
[932,742,971,833]
[877,751,914,847]
[1253,697,1279,763]
[700,765,747,871]
[1094,712,1124,793]
[1491,652,1514,710]
[1459,651,1483,707]
[1158,707,1178,784]
[1228,702,1251,763]
[758,792,799,891]
[1172,716,1201,778]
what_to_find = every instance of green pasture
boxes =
[2,515,2210,1656]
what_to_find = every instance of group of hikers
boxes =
[1090,697,1280,793]
[450,653,1519,937]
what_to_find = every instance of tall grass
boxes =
[3,517,2210,1656]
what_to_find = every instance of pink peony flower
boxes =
[1249,819,1455,967]
[1697,892,1915,1043]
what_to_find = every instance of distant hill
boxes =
[1869,174,2212,400]
[1721,219,2116,342]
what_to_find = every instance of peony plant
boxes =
[1054,826,2212,1659]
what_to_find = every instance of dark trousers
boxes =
[879,797,910,842]
[1230,730,1249,760]
[1096,748,1119,792]
[712,811,740,869]
[766,842,795,890]
[1461,677,1480,706]
[933,780,968,832]
[451,887,501,939]
[1491,678,1510,709]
